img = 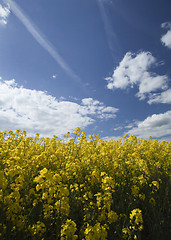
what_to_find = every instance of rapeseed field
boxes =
[0,128,170,239]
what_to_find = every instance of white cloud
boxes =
[102,135,122,141]
[161,22,171,49]
[106,51,168,100]
[148,89,171,104]
[82,98,101,106]
[52,74,57,79]
[113,126,123,131]
[0,78,118,137]
[81,98,118,119]
[0,3,10,25]
[126,111,171,141]
[124,121,137,129]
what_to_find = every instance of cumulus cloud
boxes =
[0,3,10,25]
[161,22,171,49]
[126,111,171,141]
[105,51,168,100]
[0,78,118,137]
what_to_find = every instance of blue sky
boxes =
[0,0,171,140]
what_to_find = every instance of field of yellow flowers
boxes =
[0,128,170,240]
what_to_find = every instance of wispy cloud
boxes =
[96,0,121,61]
[5,0,81,83]
[0,2,10,25]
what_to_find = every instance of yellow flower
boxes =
[0,170,7,190]
[40,168,48,176]
[131,185,139,198]
[29,221,46,236]
[108,211,118,224]
[134,234,138,239]
[122,227,131,239]
[42,192,48,200]
[152,181,159,189]
[139,193,145,201]
[84,223,108,240]
[61,219,77,240]
[130,208,143,231]
[149,197,156,206]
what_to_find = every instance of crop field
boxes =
[0,128,170,239]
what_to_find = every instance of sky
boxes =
[0,0,171,141]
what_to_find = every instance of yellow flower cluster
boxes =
[130,208,143,231]
[0,129,170,239]
[61,219,77,240]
